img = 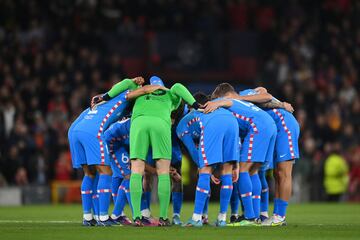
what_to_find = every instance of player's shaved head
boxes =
[211,83,236,99]
[193,92,209,105]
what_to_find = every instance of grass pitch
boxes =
[0,203,359,240]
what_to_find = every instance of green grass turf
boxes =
[0,203,359,240]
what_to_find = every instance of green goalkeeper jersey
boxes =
[131,83,196,125]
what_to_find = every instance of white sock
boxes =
[111,213,119,219]
[141,209,151,218]
[173,213,180,218]
[217,213,226,222]
[261,212,269,218]
[94,215,99,221]
[231,213,239,217]
[192,213,202,221]
[83,213,93,221]
[120,211,125,216]
[202,214,208,219]
[99,215,109,221]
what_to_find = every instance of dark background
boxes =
[0,0,359,202]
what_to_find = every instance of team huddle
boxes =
[68,76,300,227]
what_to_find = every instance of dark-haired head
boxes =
[211,83,236,99]
[193,92,209,105]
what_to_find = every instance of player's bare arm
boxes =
[203,99,233,113]
[211,174,221,185]
[254,87,268,94]
[127,85,168,100]
[170,167,182,182]
[234,93,272,103]
[91,77,145,108]
[132,76,145,86]
[260,100,294,113]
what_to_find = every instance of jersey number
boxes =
[233,99,260,111]
[122,153,129,164]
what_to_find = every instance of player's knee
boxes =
[277,162,293,180]
[199,166,212,174]
[131,159,145,175]
[278,168,292,180]
[220,163,233,175]
[96,165,112,175]
[156,159,170,175]
[82,165,96,177]
[239,162,252,172]
[156,168,169,175]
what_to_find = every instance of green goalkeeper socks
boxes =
[158,174,171,219]
[130,173,143,219]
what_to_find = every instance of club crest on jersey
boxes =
[88,109,98,114]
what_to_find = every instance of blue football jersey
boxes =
[73,91,130,137]
[176,110,201,165]
[239,88,298,127]
[103,118,131,147]
[220,97,273,136]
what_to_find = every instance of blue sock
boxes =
[145,191,151,209]
[273,198,279,215]
[276,199,288,218]
[97,174,112,220]
[194,173,211,215]
[81,176,93,216]
[125,181,132,212]
[220,174,233,214]
[259,170,269,213]
[92,173,99,218]
[250,173,261,219]
[172,192,183,215]
[112,179,129,217]
[230,182,240,215]
[203,192,210,215]
[141,191,151,211]
[237,172,255,219]
[111,177,122,204]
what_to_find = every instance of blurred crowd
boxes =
[0,0,359,201]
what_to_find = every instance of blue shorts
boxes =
[68,127,81,168]
[109,145,131,177]
[198,114,239,168]
[260,128,277,171]
[69,130,110,168]
[240,120,277,164]
[273,113,300,165]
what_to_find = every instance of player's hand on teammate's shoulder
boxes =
[142,84,168,94]
[203,101,220,114]
[254,87,268,94]
[132,76,145,86]
[91,94,104,109]
[283,102,294,113]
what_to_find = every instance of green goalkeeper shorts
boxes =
[130,116,172,161]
